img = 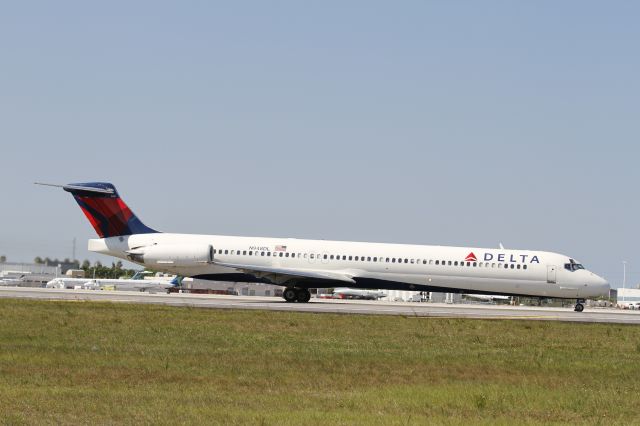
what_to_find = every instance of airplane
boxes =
[84,274,182,293]
[332,287,387,300]
[36,182,610,312]
[46,273,181,293]
[463,294,511,302]
[0,274,26,286]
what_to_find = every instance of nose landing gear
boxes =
[574,299,585,312]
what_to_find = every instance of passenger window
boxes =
[435,260,440,265]
[349,256,353,261]
[473,262,477,267]
[243,250,247,255]
[373,257,377,262]
[392,258,396,263]
[310,254,315,259]
[411,259,415,264]
[423,260,427,265]
[386,258,390,263]
[517,264,521,269]
[429,260,433,265]
[523,265,528,270]
[330,255,334,260]
[510,264,515,269]
[448,261,452,266]
[291,253,296,258]
[324,254,328,260]
[355,256,359,261]
[368,257,372,261]
[454,261,458,266]
[261,252,265,256]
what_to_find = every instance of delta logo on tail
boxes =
[465,252,477,262]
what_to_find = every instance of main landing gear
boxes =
[574,299,585,312]
[283,287,311,303]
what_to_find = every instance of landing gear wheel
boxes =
[296,288,311,303]
[574,303,584,312]
[283,287,297,303]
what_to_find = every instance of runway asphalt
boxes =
[1,286,639,324]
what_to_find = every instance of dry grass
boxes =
[0,299,638,425]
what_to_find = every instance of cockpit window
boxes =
[564,263,585,272]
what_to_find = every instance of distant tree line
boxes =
[81,261,140,279]
[0,255,6,263]
[34,257,141,279]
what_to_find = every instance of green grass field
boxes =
[0,299,638,425]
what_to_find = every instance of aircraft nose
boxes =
[591,274,610,296]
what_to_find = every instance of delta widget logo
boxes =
[465,252,477,262]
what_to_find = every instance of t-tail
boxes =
[35,182,158,238]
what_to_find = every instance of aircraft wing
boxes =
[212,260,356,285]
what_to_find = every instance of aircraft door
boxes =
[547,265,557,284]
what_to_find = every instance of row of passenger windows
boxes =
[213,249,528,270]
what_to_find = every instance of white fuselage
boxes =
[88,233,610,299]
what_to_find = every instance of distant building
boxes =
[613,288,640,308]
[43,260,80,274]
[0,262,61,287]
[186,279,282,297]
[429,292,462,304]
[384,290,431,302]
[65,269,86,278]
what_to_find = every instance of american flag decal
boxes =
[275,245,287,252]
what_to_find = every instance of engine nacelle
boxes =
[127,244,214,267]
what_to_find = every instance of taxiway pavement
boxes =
[0,287,638,324]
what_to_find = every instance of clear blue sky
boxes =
[1,1,638,287]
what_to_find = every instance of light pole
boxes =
[622,261,627,289]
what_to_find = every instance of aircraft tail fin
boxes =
[36,182,158,238]
[170,276,184,287]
